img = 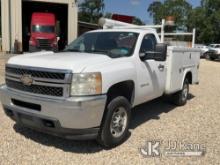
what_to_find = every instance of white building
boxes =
[1,0,78,52]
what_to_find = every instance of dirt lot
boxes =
[0,57,219,165]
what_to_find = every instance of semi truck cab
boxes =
[29,12,58,52]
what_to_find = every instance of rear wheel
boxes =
[172,78,189,106]
[97,96,131,148]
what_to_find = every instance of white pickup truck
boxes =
[0,23,200,148]
[206,44,220,60]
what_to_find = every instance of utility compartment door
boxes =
[165,47,200,94]
[165,48,184,94]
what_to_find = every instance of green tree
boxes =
[147,1,164,24]
[104,12,112,19]
[132,17,144,25]
[187,7,211,43]
[148,0,192,29]
[188,0,220,43]
[79,0,105,23]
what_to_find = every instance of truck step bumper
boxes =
[4,106,99,140]
[0,85,107,140]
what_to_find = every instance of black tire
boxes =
[210,57,215,61]
[52,47,58,52]
[97,96,131,148]
[172,78,189,106]
[205,53,210,60]
[29,45,38,52]
[201,53,205,59]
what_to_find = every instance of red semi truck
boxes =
[29,12,58,52]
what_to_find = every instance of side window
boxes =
[139,34,157,53]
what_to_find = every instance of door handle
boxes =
[158,64,165,71]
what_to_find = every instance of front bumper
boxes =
[0,85,107,139]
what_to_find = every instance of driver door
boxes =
[136,34,166,103]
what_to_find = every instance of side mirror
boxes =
[140,51,155,61]
[154,43,167,61]
[140,43,167,61]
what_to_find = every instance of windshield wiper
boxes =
[88,50,123,58]
[89,50,109,55]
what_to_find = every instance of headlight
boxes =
[71,72,102,96]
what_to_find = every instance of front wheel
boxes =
[97,96,131,148]
[52,47,58,52]
[172,78,189,106]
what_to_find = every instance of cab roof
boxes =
[31,12,55,25]
[88,28,157,35]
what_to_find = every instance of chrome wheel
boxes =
[182,83,188,101]
[110,107,128,138]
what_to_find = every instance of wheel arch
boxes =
[106,80,135,106]
[182,71,192,88]
[99,80,135,142]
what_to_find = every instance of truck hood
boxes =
[8,51,111,73]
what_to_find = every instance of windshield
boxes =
[32,25,55,33]
[64,32,139,58]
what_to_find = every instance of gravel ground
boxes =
[0,56,219,165]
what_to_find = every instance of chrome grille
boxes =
[6,66,65,80]
[6,79,63,97]
[5,65,72,98]
[37,39,51,49]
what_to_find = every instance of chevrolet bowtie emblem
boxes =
[20,74,33,86]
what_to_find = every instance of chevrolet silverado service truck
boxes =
[0,19,200,148]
